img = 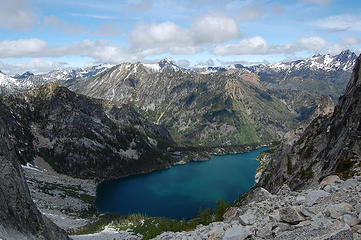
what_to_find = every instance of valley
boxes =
[2,0,361,238]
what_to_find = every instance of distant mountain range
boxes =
[0,51,355,148]
[0,50,356,99]
[0,64,113,96]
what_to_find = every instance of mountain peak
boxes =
[336,49,357,60]
[155,58,182,72]
[339,49,352,55]
[14,71,34,79]
[158,58,174,66]
[312,53,322,58]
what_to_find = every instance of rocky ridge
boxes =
[257,54,361,193]
[153,175,361,240]
[255,96,335,183]
[1,83,176,180]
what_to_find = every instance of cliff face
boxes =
[0,102,69,240]
[258,54,361,193]
[1,83,176,180]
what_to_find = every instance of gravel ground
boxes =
[22,157,144,239]
[22,157,96,230]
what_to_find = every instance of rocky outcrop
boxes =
[255,96,335,183]
[257,54,361,193]
[0,101,69,240]
[1,83,176,180]
[153,175,361,239]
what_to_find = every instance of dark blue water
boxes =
[95,147,267,219]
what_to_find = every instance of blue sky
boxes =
[0,0,360,74]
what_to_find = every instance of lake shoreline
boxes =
[23,144,272,238]
[95,146,269,220]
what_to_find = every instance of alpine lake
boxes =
[95,146,268,220]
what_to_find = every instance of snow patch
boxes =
[143,63,161,72]
[147,137,157,147]
[22,163,43,172]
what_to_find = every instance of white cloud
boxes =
[196,58,215,67]
[191,14,241,44]
[312,14,361,32]
[213,36,267,55]
[1,35,355,67]
[213,36,334,56]
[177,59,191,68]
[44,16,88,34]
[0,39,129,63]
[130,21,191,49]
[133,0,153,12]
[237,5,265,21]
[0,0,36,30]
[0,39,48,58]
[296,36,328,52]
[301,0,332,5]
[0,59,65,74]
[70,13,119,20]
[213,36,296,55]
[89,22,122,37]
[341,37,360,46]
[128,14,240,56]
[325,43,349,55]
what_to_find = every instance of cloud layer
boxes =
[312,14,361,32]
[0,0,36,30]
[1,0,360,75]
[129,14,241,56]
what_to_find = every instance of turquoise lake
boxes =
[95,146,267,219]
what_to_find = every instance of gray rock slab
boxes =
[275,224,352,240]
[355,203,361,214]
[305,190,329,207]
[239,212,256,226]
[223,225,250,240]
[325,202,353,219]
[340,214,361,227]
[320,175,341,185]
[342,178,359,189]
[300,206,315,218]
[279,206,305,224]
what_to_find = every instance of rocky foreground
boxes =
[22,161,96,231]
[154,175,361,240]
